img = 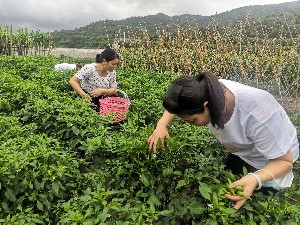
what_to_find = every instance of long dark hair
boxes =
[95,47,119,63]
[163,72,226,128]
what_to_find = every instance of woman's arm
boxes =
[69,75,87,97]
[255,150,293,183]
[226,150,293,210]
[89,86,117,97]
[148,110,176,153]
[102,86,117,95]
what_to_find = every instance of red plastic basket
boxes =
[99,89,131,123]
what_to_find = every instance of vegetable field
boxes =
[0,55,299,224]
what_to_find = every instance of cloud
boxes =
[0,0,296,32]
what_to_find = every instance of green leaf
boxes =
[284,220,298,225]
[198,182,211,201]
[34,181,41,190]
[242,166,248,176]
[1,202,9,211]
[37,200,43,211]
[72,126,80,135]
[29,182,33,189]
[173,170,182,176]
[158,210,173,216]
[31,218,44,224]
[140,174,150,187]
[212,192,219,208]
[5,188,16,202]
[99,207,109,222]
[156,138,163,150]
[52,182,60,194]
[146,194,162,206]
[223,208,236,214]
[176,179,186,189]
[17,204,22,211]
[188,202,205,214]
[162,167,173,177]
[205,219,218,225]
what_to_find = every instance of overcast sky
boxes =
[0,0,297,32]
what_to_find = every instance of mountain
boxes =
[51,1,300,49]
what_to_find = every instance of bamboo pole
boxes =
[9,25,12,55]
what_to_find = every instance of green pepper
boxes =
[235,185,244,191]
[236,191,251,200]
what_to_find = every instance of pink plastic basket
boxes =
[99,89,131,123]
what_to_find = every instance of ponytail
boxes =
[95,54,102,63]
[197,72,225,128]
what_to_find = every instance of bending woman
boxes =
[148,71,299,210]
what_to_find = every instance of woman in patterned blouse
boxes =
[69,47,119,111]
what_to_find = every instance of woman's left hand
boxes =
[225,174,257,210]
[90,88,103,97]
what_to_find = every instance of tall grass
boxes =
[117,14,300,97]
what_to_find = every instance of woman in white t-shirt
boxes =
[69,48,119,112]
[147,71,299,210]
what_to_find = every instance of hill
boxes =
[51,1,300,49]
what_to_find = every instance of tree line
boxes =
[50,1,300,49]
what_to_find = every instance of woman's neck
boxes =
[96,63,108,76]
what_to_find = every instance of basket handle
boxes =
[117,89,129,100]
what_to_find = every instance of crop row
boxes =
[0,56,299,224]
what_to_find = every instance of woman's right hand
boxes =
[82,93,92,103]
[148,111,175,153]
[148,124,170,154]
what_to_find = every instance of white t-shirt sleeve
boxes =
[250,111,293,159]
